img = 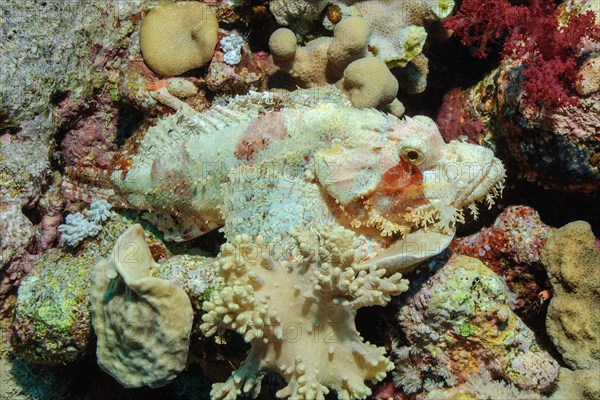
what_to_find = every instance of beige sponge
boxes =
[90,224,193,388]
[339,57,399,108]
[140,2,218,76]
[542,221,600,370]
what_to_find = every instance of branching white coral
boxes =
[221,33,245,66]
[58,200,113,246]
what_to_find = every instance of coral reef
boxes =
[10,215,167,365]
[1,1,149,266]
[139,2,219,76]
[425,371,546,400]
[90,224,193,388]
[201,225,409,399]
[0,0,146,126]
[438,1,600,191]
[269,0,453,69]
[10,211,224,377]
[0,0,158,323]
[450,206,552,314]
[395,255,559,394]
[444,0,600,108]
[5,0,598,399]
[268,0,454,105]
[541,220,600,370]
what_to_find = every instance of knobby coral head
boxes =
[139,1,219,76]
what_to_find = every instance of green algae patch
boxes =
[458,323,476,337]
[11,214,168,365]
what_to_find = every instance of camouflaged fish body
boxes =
[63,88,505,272]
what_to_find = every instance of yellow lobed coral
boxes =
[139,2,218,76]
[269,17,398,109]
[270,17,371,81]
[201,224,409,399]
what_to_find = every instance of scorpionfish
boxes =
[63,88,505,273]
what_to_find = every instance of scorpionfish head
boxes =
[314,114,505,242]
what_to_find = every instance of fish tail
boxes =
[61,165,129,207]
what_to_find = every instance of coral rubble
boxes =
[395,255,559,394]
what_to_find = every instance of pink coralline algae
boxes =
[450,206,552,315]
[60,98,119,170]
[436,87,489,145]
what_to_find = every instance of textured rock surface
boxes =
[451,206,553,314]
[351,0,453,68]
[549,368,600,400]
[154,253,222,334]
[206,33,268,94]
[541,220,600,370]
[437,62,600,192]
[0,203,34,268]
[1,316,72,400]
[395,255,559,394]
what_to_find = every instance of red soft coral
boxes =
[444,0,600,109]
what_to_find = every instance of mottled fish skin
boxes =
[63,89,505,269]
